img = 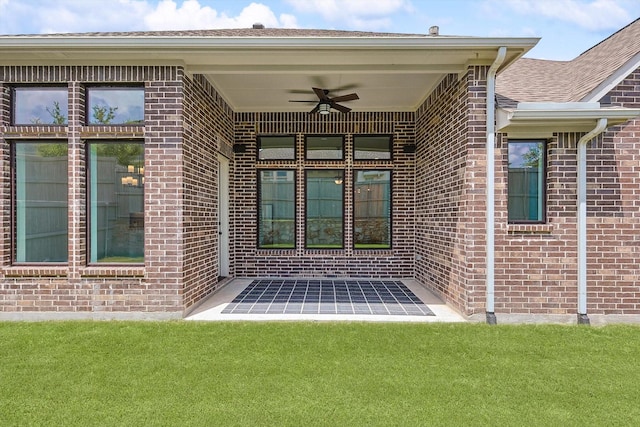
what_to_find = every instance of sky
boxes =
[0,0,639,60]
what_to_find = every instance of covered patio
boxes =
[186,278,465,322]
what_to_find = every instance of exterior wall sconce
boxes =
[233,143,247,153]
[403,144,417,153]
[334,176,343,185]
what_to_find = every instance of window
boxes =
[305,135,344,160]
[88,142,144,263]
[306,170,344,248]
[13,142,68,263]
[354,170,391,249]
[258,135,296,160]
[354,135,392,160]
[86,87,144,125]
[258,170,296,248]
[508,140,545,222]
[12,87,68,125]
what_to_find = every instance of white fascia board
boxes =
[497,104,640,134]
[0,35,539,50]
[581,51,640,102]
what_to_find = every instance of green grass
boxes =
[1,322,640,426]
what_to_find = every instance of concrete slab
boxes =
[185,278,466,323]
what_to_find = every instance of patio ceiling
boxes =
[0,35,539,113]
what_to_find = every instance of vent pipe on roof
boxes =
[253,23,265,29]
[429,26,439,36]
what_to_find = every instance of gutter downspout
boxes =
[577,117,607,325]
[485,46,506,325]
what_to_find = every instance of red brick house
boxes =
[1,20,639,323]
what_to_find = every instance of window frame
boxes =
[507,139,547,224]
[353,134,393,161]
[10,85,69,126]
[85,85,145,126]
[11,140,69,264]
[304,135,345,161]
[304,169,345,249]
[86,139,145,265]
[257,169,297,249]
[353,169,392,250]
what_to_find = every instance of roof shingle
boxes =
[0,27,431,38]
[497,18,640,105]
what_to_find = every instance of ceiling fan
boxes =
[289,87,359,114]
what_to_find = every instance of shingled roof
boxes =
[497,18,640,106]
[0,27,431,38]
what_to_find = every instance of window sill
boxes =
[81,265,145,278]
[2,266,68,277]
[80,126,144,139]
[508,223,554,235]
[4,126,68,138]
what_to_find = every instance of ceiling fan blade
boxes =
[332,103,352,113]
[312,87,329,101]
[289,100,318,103]
[309,104,320,114]
[330,93,359,103]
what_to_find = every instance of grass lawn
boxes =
[1,322,639,426]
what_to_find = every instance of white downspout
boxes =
[577,117,607,324]
[485,46,506,325]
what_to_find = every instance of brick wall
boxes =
[413,67,489,315]
[494,67,640,315]
[181,74,234,309]
[232,112,416,278]
[0,66,187,317]
[2,61,637,319]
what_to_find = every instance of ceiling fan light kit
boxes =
[318,102,331,115]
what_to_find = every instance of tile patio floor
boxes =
[186,278,466,322]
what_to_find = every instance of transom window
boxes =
[12,87,68,125]
[86,86,144,125]
[258,135,296,160]
[353,135,392,160]
[508,140,546,223]
[305,135,344,160]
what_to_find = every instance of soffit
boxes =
[0,34,538,112]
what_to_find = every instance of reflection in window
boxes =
[12,87,68,125]
[258,135,296,160]
[87,87,144,125]
[258,170,296,248]
[89,142,144,263]
[305,136,343,160]
[306,170,343,248]
[354,135,392,160]
[508,141,545,222]
[14,142,68,262]
[354,170,391,249]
